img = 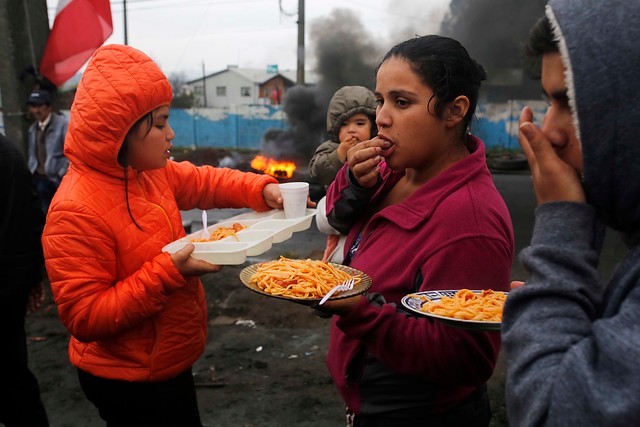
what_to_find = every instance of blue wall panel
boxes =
[53,102,545,152]
[1,102,546,151]
[170,105,286,150]
[473,101,547,150]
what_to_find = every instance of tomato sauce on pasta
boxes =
[190,223,246,242]
[250,256,361,299]
[418,289,507,322]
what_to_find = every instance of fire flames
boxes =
[251,155,296,179]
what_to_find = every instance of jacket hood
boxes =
[547,0,640,236]
[326,85,376,142]
[64,44,173,178]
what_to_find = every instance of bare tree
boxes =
[168,72,194,109]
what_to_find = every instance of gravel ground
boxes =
[26,174,625,426]
[25,206,510,427]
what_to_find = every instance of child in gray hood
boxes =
[309,85,377,188]
[502,0,640,426]
[309,86,377,263]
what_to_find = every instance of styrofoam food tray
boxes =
[162,208,316,265]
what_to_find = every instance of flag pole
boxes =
[22,0,41,80]
[123,0,128,45]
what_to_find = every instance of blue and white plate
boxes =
[401,290,507,332]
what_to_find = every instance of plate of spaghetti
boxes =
[239,256,372,303]
[401,289,508,331]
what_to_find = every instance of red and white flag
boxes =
[40,0,113,87]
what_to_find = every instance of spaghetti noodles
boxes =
[250,256,361,299]
[418,289,507,322]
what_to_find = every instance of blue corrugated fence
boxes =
[168,101,547,151]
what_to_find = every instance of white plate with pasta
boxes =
[401,289,508,331]
[239,257,372,304]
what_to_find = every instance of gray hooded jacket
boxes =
[308,86,376,188]
[502,0,640,426]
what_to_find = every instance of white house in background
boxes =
[187,65,313,108]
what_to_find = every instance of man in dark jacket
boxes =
[0,133,49,426]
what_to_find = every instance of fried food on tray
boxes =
[250,256,361,299]
[191,223,247,242]
[417,289,507,322]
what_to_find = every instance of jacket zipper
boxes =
[135,178,175,239]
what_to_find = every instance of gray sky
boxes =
[46,0,450,80]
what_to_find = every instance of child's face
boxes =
[127,106,175,171]
[338,113,372,143]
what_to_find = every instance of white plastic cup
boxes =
[279,182,309,218]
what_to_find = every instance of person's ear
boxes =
[444,96,470,128]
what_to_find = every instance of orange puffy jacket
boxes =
[42,45,277,382]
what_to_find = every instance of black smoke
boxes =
[259,0,551,162]
[439,0,547,100]
[259,9,383,165]
[310,8,381,106]
[440,0,546,69]
[259,86,325,165]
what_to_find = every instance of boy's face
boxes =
[540,52,584,174]
[338,113,373,143]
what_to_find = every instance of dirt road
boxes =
[25,205,511,427]
[26,172,559,427]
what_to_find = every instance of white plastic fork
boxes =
[201,210,211,240]
[319,278,355,305]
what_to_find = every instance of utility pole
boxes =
[296,0,305,85]
[279,0,304,85]
[202,62,207,107]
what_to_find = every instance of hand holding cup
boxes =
[279,182,310,218]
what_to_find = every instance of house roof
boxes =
[187,66,315,86]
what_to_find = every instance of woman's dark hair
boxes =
[375,35,486,134]
[522,16,559,79]
[117,111,154,230]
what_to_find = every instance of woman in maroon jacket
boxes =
[320,35,514,426]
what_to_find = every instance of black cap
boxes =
[27,90,52,106]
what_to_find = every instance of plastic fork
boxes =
[201,210,211,240]
[319,278,355,305]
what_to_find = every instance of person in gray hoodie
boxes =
[501,0,640,425]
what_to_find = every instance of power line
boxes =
[116,0,273,12]
[278,0,296,17]
[172,0,216,70]
[344,0,442,22]
[47,0,273,14]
